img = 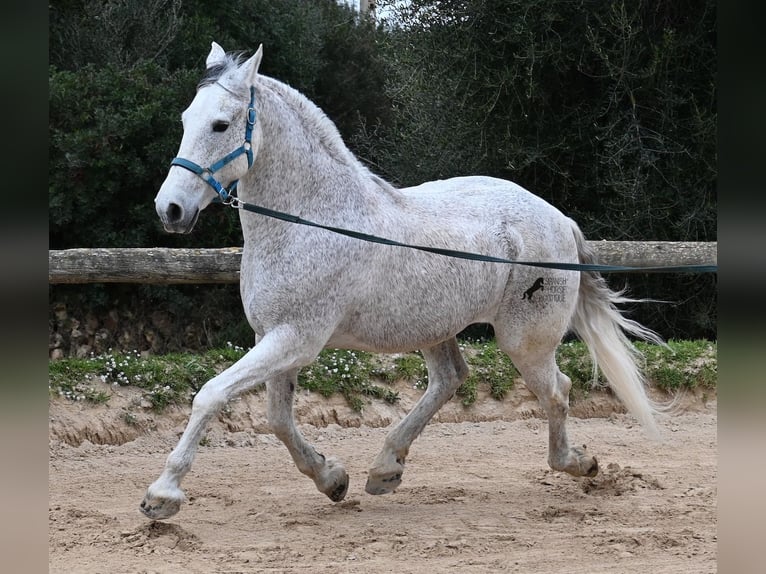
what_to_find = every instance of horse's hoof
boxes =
[139,487,185,520]
[365,468,403,495]
[319,458,349,502]
[583,455,599,477]
[572,445,599,477]
[552,445,599,478]
[327,477,349,502]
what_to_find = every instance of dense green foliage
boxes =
[48,0,716,342]
[49,62,204,248]
[367,1,716,240]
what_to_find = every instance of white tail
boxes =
[569,224,667,439]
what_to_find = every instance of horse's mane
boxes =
[260,74,400,194]
[201,50,397,193]
[257,76,360,168]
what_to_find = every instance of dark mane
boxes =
[197,51,249,90]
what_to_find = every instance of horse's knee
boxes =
[557,370,572,395]
[192,382,226,415]
[521,372,569,419]
[453,360,469,388]
[451,350,469,383]
[548,371,572,414]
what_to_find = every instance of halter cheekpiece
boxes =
[170,85,257,204]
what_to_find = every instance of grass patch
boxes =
[375,352,428,388]
[459,339,518,405]
[48,358,112,404]
[298,349,399,412]
[637,339,717,392]
[556,339,717,397]
[49,339,716,412]
[48,343,249,412]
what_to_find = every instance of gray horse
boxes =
[143,43,664,520]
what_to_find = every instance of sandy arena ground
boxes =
[49,380,717,573]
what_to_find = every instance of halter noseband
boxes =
[170,85,257,203]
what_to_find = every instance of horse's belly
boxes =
[327,266,508,353]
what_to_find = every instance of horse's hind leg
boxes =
[267,371,349,502]
[506,349,598,477]
[366,337,468,495]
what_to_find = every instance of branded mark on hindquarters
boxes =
[521,277,545,300]
[522,276,568,303]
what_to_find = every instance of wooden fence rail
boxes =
[49,242,717,284]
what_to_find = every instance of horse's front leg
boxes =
[267,372,349,501]
[366,337,469,495]
[139,327,317,520]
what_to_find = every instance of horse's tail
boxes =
[569,223,666,439]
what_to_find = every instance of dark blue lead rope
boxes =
[229,200,717,274]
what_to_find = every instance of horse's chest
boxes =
[238,255,349,322]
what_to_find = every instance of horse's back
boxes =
[399,175,578,262]
[401,175,525,203]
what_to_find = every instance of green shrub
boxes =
[298,349,399,412]
[49,339,716,412]
[636,339,717,391]
[49,61,226,250]
[455,340,518,405]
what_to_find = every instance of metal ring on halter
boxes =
[221,194,242,208]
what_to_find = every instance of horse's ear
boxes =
[206,41,227,69]
[241,44,263,85]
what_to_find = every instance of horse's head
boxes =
[155,42,263,233]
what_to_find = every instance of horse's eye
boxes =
[212,121,229,133]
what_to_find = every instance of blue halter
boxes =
[170,85,257,203]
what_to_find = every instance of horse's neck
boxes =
[241,76,371,216]
[260,76,358,168]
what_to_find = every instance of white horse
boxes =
[143,42,664,520]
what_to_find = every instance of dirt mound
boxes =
[580,462,665,496]
[49,377,711,447]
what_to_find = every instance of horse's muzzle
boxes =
[157,201,199,234]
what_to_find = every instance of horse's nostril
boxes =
[168,203,183,223]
